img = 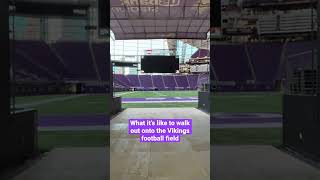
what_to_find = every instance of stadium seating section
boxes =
[12,40,108,82]
[12,40,314,92]
[114,74,206,90]
[208,41,314,91]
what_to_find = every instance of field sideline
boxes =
[38,128,282,151]
[14,91,282,116]
[13,91,283,151]
[115,90,198,98]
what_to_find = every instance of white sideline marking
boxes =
[146,98,166,100]
[115,91,135,96]
[123,100,198,104]
[189,97,198,100]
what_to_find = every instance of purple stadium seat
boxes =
[127,74,141,88]
[187,74,199,89]
[175,75,189,89]
[13,40,109,83]
[14,49,54,80]
[53,42,97,80]
[114,74,131,88]
[112,74,206,90]
[92,43,110,81]
[152,75,165,90]
[14,40,66,80]
[163,75,177,90]
[139,75,154,89]
[246,42,283,82]
[213,44,252,81]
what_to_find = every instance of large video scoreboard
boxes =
[141,55,179,73]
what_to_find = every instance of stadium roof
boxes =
[110,0,210,40]
[180,39,209,49]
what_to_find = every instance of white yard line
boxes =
[152,91,167,97]
[145,98,167,100]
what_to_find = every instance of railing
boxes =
[243,0,318,8]
[288,69,317,95]
[258,9,317,35]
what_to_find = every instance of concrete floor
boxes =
[11,148,108,180]
[110,108,210,180]
[10,108,320,180]
[212,145,320,180]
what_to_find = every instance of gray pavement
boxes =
[12,148,108,180]
[212,145,320,180]
[10,146,320,180]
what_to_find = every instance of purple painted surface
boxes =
[38,113,282,127]
[128,119,192,142]
[122,97,198,102]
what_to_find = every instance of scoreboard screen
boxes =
[141,56,179,73]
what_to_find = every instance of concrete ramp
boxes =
[12,148,108,180]
[110,108,210,180]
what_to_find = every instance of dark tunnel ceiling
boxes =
[13,0,210,40]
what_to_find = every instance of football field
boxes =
[15,91,282,151]
[15,91,198,116]
[15,90,282,116]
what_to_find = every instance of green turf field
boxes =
[210,92,282,113]
[14,95,69,105]
[212,128,282,145]
[38,130,109,152]
[15,95,111,116]
[116,91,282,113]
[38,128,281,151]
[18,91,282,151]
[15,91,198,116]
[15,91,282,116]
[118,91,282,113]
